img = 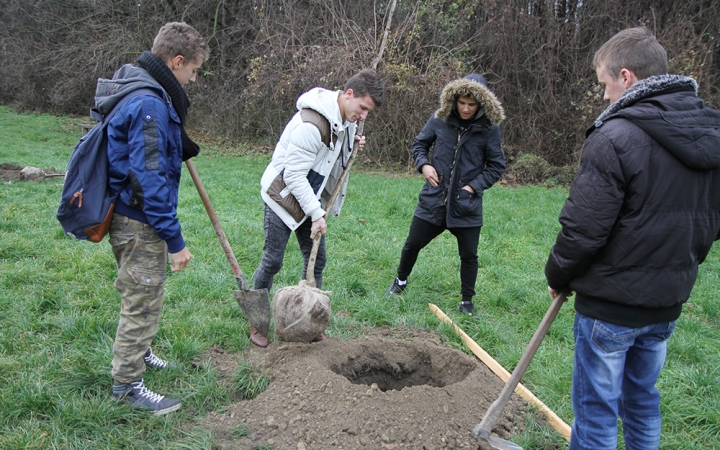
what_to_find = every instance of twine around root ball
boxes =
[272,281,332,343]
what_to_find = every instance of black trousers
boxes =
[396,215,481,302]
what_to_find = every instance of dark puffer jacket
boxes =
[546,75,720,327]
[412,74,506,228]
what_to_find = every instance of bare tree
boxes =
[1,0,718,179]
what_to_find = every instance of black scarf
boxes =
[136,51,200,160]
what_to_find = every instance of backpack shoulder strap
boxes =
[300,108,336,147]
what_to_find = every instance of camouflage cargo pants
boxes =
[109,214,167,384]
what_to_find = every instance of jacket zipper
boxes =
[443,130,464,206]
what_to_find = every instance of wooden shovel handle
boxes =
[185,159,249,291]
[305,121,364,287]
[474,292,566,436]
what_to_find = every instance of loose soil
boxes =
[200,327,531,450]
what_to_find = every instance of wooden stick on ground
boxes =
[428,303,571,442]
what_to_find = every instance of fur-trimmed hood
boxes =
[435,74,505,125]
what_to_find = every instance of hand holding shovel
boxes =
[305,124,363,288]
[272,125,363,342]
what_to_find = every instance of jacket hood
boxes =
[593,75,720,170]
[435,74,505,125]
[296,87,344,132]
[94,64,166,116]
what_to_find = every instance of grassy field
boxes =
[0,105,718,449]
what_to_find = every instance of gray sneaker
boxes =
[113,379,181,415]
[385,278,407,296]
[144,347,169,370]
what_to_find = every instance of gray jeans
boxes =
[109,214,167,384]
[253,204,326,291]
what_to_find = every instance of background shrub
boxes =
[1,0,719,174]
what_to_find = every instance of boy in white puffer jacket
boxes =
[250,69,385,347]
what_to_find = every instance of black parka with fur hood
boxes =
[411,74,506,228]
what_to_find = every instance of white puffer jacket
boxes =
[260,87,357,230]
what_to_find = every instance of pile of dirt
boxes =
[200,328,530,450]
[0,162,64,181]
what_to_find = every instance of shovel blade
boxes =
[234,288,271,337]
[474,427,523,450]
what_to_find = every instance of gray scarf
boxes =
[594,74,697,128]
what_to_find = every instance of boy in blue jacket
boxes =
[95,22,209,415]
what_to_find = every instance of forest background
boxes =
[1,0,719,182]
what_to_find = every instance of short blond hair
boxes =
[152,22,210,64]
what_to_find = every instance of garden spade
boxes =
[304,122,364,288]
[272,125,363,342]
[185,160,271,339]
[474,292,567,450]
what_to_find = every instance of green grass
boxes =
[1,105,719,449]
[230,363,271,400]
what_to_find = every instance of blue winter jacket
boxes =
[95,64,186,253]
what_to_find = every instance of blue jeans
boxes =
[570,313,676,450]
[253,205,326,291]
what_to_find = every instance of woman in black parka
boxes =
[385,74,506,315]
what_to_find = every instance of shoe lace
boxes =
[145,351,167,369]
[133,382,165,403]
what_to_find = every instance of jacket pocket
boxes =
[416,184,445,212]
[266,173,305,222]
[450,188,480,218]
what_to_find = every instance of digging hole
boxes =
[330,344,476,392]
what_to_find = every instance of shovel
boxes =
[474,292,567,450]
[185,160,271,342]
[272,125,363,342]
[302,121,364,289]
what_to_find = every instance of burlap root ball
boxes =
[272,282,331,342]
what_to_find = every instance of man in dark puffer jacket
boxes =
[545,27,720,450]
